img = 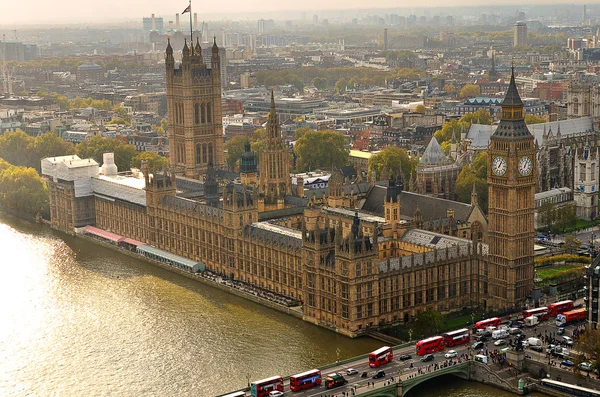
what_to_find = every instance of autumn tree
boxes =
[76,136,137,171]
[459,84,481,99]
[367,146,417,182]
[335,78,347,94]
[563,235,581,255]
[415,310,446,337]
[414,104,426,114]
[33,132,76,169]
[294,130,348,172]
[455,152,488,211]
[525,114,546,125]
[130,152,169,172]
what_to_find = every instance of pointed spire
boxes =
[166,38,173,55]
[503,65,523,107]
[195,37,202,58]
[471,183,478,206]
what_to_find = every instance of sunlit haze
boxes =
[0,0,594,25]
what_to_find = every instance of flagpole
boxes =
[189,0,193,47]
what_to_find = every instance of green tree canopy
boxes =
[335,78,348,94]
[76,136,137,171]
[130,152,169,173]
[563,235,581,255]
[0,164,49,217]
[414,104,426,114]
[294,130,348,172]
[224,135,249,170]
[414,310,446,337]
[455,154,488,211]
[367,146,417,182]
[33,132,76,169]
[0,130,35,168]
[311,77,327,90]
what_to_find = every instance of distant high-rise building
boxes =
[514,22,528,47]
[384,28,388,51]
[258,19,266,33]
[313,14,318,25]
[583,5,587,24]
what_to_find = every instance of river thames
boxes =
[0,213,547,396]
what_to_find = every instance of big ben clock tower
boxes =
[487,67,536,310]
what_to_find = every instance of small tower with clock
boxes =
[487,67,536,310]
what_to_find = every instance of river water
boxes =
[0,214,547,396]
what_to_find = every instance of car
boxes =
[476,335,489,342]
[399,354,412,361]
[346,368,358,376]
[557,327,565,335]
[579,362,593,371]
[445,350,458,358]
[563,336,573,346]
[530,345,543,352]
[472,341,484,350]
[509,328,522,335]
[494,339,507,346]
[513,321,525,328]
[269,392,284,397]
[421,354,434,362]
[372,370,385,379]
[561,360,574,367]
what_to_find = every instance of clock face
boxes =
[518,156,533,176]
[492,156,507,176]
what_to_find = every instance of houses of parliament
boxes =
[41,41,535,337]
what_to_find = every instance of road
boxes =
[277,319,587,397]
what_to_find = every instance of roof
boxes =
[349,150,376,160]
[535,187,572,200]
[323,206,386,224]
[401,229,471,249]
[361,185,472,222]
[136,244,202,269]
[502,68,524,107]
[492,119,531,140]
[420,138,449,165]
[84,225,123,242]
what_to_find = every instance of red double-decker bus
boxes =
[547,300,574,317]
[289,369,322,391]
[474,317,501,330]
[522,307,549,321]
[442,328,471,347]
[415,336,445,356]
[250,376,284,397]
[368,346,394,367]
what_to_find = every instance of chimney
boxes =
[176,13,180,32]
[151,14,156,31]
[194,13,199,31]
[101,153,118,176]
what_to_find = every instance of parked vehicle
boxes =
[524,316,539,327]
[527,337,542,347]
[494,339,507,346]
[492,329,509,340]
[509,327,522,335]
[557,327,565,335]
[472,341,484,350]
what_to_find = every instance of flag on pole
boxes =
[182,5,191,14]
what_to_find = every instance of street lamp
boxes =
[408,328,413,342]
[246,373,251,388]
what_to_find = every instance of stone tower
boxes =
[487,67,536,310]
[258,91,292,205]
[165,37,224,178]
[239,139,258,185]
[573,144,599,220]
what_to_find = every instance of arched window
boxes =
[201,103,206,123]
[206,102,212,123]
[194,104,200,124]
[208,142,213,164]
[573,97,579,115]
[202,143,207,163]
[471,221,483,241]
[196,143,201,164]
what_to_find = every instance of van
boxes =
[525,316,538,327]
[475,354,488,364]
[492,329,509,340]
[527,337,542,347]
[485,326,497,333]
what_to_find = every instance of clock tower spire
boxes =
[487,67,536,310]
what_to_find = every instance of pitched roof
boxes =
[502,67,523,107]
[361,185,472,222]
[420,138,449,165]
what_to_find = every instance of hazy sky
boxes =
[0,1,593,25]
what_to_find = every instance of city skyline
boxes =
[0,1,596,25]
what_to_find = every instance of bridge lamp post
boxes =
[246,373,251,388]
[408,328,413,342]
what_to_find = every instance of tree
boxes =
[160,118,168,135]
[414,104,426,114]
[0,130,35,168]
[367,146,417,182]
[130,152,169,172]
[455,159,488,211]
[415,310,446,337]
[573,329,600,376]
[538,202,557,231]
[443,84,456,93]
[335,78,347,94]
[525,114,546,125]
[472,152,488,179]
[0,164,49,217]
[563,235,581,255]
[312,77,327,90]
[459,84,481,99]
[461,109,491,126]
[224,135,249,170]
[76,136,137,172]
[33,132,76,169]
[294,130,348,172]
[294,127,313,140]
